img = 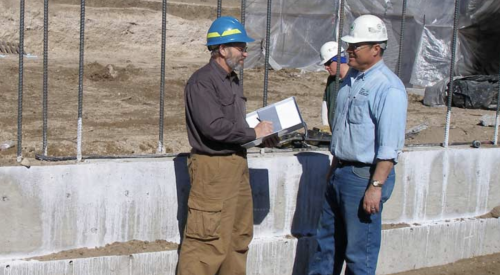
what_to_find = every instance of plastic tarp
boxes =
[423,75,499,109]
[244,0,500,87]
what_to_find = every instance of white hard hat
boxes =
[341,15,388,44]
[319,41,345,65]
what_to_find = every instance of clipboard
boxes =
[243,97,306,148]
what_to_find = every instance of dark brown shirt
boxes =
[185,59,256,155]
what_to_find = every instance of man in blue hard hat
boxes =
[178,16,276,275]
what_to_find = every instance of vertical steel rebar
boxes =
[494,55,500,145]
[334,0,346,106]
[443,0,461,148]
[157,0,168,153]
[262,0,273,107]
[76,0,86,161]
[217,0,222,18]
[17,0,26,163]
[239,0,247,87]
[42,0,49,156]
[396,0,408,77]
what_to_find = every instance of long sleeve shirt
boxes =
[330,60,408,164]
[185,59,256,155]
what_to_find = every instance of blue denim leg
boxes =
[308,165,395,275]
[308,175,345,275]
[336,166,395,275]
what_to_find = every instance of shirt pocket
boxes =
[220,94,236,121]
[347,98,369,124]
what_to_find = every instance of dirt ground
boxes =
[27,239,178,262]
[1,0,498,167]
[1,1,500,273]
[391,253,500,275]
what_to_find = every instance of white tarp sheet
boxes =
[244,0,500,87]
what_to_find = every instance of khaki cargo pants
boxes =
[177,153,253,275]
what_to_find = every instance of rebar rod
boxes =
[76,0,86,161]
[239,0,247,87]
[157,0,168,153]
[262,0,272,107]
[42,0,49,156]
[333,0,346,113]
[217,0,222,18]
[396,0,408,77]
[443,0,461,148]
[494,55,500,145]
[17,0,26,163]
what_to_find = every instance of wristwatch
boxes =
[371,180,384,187]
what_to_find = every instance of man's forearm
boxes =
[372,160,394,184]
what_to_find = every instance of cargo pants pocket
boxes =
[185,197,223,241]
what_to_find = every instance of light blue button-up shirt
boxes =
[330,60,407,164]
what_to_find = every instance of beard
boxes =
[225,51,242,71]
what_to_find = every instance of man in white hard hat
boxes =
[318,41,350,130]
[309,15,407,275]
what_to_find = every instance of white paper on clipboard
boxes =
[243,97,305,148]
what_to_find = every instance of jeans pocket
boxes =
[185,198,223,241]
[351,166,371,180]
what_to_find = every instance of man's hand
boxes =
[254,121,273,139]
[363,185,382,214]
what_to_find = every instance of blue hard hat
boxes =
[206,16,255,46]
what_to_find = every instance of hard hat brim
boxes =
[206,36,255,46]
[341,35,387,44]
[318,57,330,65]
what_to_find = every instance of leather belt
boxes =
[191,149,247,158]
[337,159,372,168]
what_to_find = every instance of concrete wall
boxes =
[0,147,499,274]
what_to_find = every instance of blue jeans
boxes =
[308,164,395,275]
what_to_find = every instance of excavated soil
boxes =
[1,1,500,273]
[1,0,498,166]
[27,240,178,261]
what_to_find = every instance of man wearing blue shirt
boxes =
[309,15,408,275]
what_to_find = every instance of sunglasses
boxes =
[225,43,248,53]
[347,43,377,51]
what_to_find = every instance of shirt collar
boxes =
[353,60,385,80]
[210,59,237,82]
